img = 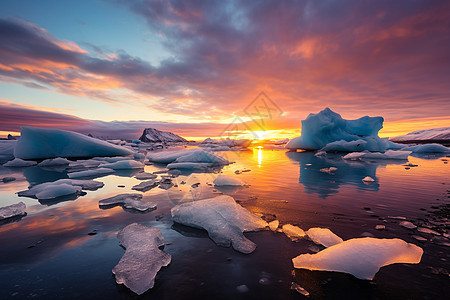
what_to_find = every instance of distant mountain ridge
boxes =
[139,128,187,143]
[390,127,450,144]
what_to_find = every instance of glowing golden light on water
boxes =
[258,147,263,167]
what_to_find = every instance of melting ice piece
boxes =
[147,149,229,165]
[399,221,417,229]
[0,202,26,220]
[99,194,156,211]
[135,172,157,180]
[171,195,267,253]
[18,179,104,199]
[68,168,115,178]
[401,143,450,153]
[417,227,440,235]
[113,223,171,295]
[343,150,411,160]
[292,237,423,280]
[14,126,132,159]
[319,167,337,174]
[3,158,37,167]
[213,175,248,186]
[290,282,310,297]
[321,139,368,152]
[282,224,306,241]
[37,157,70,167]
[132,179,159,192]
[306,228,343,247]
[99,160,144,170]
[362,176,375,182]
[268,220,279,231]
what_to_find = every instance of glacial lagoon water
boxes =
[0,148,449,299]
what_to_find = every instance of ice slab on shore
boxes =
[14,126,132,159]
[343,150,411,160]
[3,158,37,167]
[305,228,343,247]
[292,237,423,280]
[286,108,386,151]
[282,224,306,241]
[99,194,156,211]
[0,202,26,220]
[99,160,144,170]
[171,195,267,253]
[18,179,104,199]
[213,175,248,186]
[401,143,450,153]
[68,168,115,178]
[37,157,70,167]
[113,223,171,295]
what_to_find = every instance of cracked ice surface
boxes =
[171,195,267,253]
[113,223,171,295]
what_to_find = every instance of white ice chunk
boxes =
[35,183,82,200]
[305,228,343,247]
[282,224,306,241]
[362,176,375,182]
[113,223,171,295]
[14,126,132,159]
[171,195,267,253]
[268,220,279,231]
[132,179,159,192]
[343,150,411,160]
[99,194,156,211]
[292,237,423,280]
[146,149,197,163]
[99,160,144,170]
[134,172,157,180]
[37,157,70,167]
[68,168,115,178]
[213,175,248,186]
[401,143,450,153]
[3,158,37,167]
[399,221,417,229]
[18,179,104,198]
[391,127,450,142]
[0,202,26,220]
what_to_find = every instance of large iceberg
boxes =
[113,223,171,295]
[286,108,388,151]
[292,237,423,280]
[14,126,133,159]
[171,195,268,253]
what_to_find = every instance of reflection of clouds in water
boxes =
[285,151,406,198]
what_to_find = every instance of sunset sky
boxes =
[0,0,449,140]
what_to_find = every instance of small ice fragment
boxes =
[268,220,279,231]
[314,151,326,157]
[290,282,310,297]
[132,180,159,192]
[292,237,423,280]
[417,227,440,235]
[134,172,157,180]
[412,235,427,242]
[2,177,16,183]
[3,158,37,167]
[399,221,417,229]
[308,245,320,253]
[305,228,343,247]
[99,160,144,170]
[68,168,114,179]
[375,225,386,230]
[0,202,26,220]
[37,157,70,167]
[282,224,306,241]
[113,223,171,295]
[387,216,407,220]
[259,277,270,285]
[236,285,249,293]
[360,232,375,237]
[213,175,248,186]
[362,176,375,182]
[431,236,450,247]
[306,164,312,166]
[99,194,156,212]
[320,167,337,174]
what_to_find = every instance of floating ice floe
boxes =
[362,176,375,182]
[213,175,248,186]
[134,172,157,180]
[166,162,215,170]
[132,179,159,192]
[305,228,343,247]
[286,108,388,152]
[320,167,337,174]
[14,126,132,160]
[99,160,144,170]
[0,202,26,220]
[68,168,115,178]
[147,149,229,167]
[292,237,423,280]
[401,143,450,153]
[68,159,102,169]
[282,224,306,241]
[268,220,279,231]
[171,195,267,253]
[18,179,104,199]
[0,140,16,161]
[37,157,70,167]
[113,223,171,295]
[3,158,37,167]
[343,150,411,160]
[99,194,156,211]
[399,221,417,229]
[146,149,197,163]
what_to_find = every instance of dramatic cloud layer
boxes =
[0,0,449,136]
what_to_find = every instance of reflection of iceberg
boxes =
[285,151,389,198]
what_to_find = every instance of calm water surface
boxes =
[0,148,448,299]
